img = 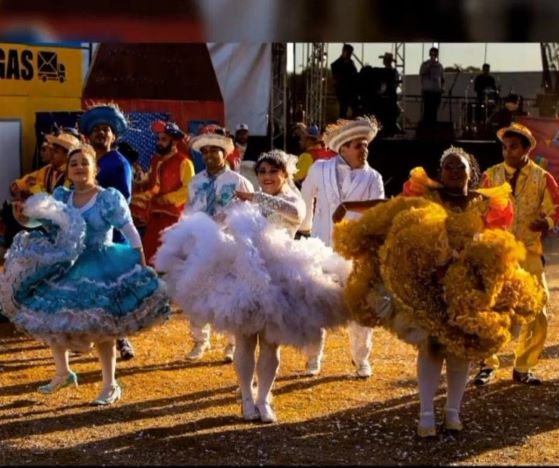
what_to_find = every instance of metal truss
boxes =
[541,43,559,94]
[304,43,328,130]
[393,42,406,129]
[270,42,288,150]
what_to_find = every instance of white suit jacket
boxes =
[300,157,385,246]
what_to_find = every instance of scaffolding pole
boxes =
[394,42,406,130]
[270,42,288,150]
[305,43,328,129]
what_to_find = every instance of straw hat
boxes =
[324,115,380,153]
[46,132,81,151]
[496,122,537,152]
[190,130,234,154]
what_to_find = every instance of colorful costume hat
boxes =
[46,132,80,151]
[151,120,186,140]
[79,104,128,137]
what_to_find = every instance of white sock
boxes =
[233,333,258,403]
[417,343,444,427]
[348,321,373,366]
[95,340,117,391]
[445,354,470,424]
[256,337,280,405]
[305,328,326,363]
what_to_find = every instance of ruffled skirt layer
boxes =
[154,203,351,348]
[0,193,170,350]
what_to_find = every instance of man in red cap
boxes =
[226,123,250,172]
[137,120,195,266]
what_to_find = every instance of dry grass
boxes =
[1,237,559,465]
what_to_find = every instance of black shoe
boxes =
[473,367,495,386]
[512,369,542,385]
[116,338,135,361]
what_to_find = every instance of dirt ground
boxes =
[1,237,559,466]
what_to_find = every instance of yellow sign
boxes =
[0,43,83,97]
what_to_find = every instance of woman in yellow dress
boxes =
[333,146,544,437]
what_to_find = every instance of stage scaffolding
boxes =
[270,43,288,150]
[304,43,329,131]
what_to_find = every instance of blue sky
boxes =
[288,43,542,74]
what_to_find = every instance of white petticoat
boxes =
[154,203,352,348]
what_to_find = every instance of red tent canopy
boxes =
[82,43,224,131]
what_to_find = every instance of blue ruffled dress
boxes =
[0,187,170,351]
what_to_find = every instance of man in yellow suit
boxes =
[10,130,78,200]
[6,130,79,247]
[474,123,559,386]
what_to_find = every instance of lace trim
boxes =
[13,287,170,347]
[0,194,86,319]
[69,190,99,213]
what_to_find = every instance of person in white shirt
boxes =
[419,47,445,123]
[300,116,385,377]
[226,123,250,173]
[184,128,254,362]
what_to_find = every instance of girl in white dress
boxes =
[155,150,351,423]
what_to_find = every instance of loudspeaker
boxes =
[415,121,455,141]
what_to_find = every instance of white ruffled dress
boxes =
[154,188,351,348]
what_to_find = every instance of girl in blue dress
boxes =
[0,144,170,406]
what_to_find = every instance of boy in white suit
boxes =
[299,116,385,377]
[184,128,254,363]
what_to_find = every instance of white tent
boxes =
[208,43,272,136]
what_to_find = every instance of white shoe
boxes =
[256,402,277,423]
[356,361,372,378]
[223,343,235,363]
[241,398,260,421]
[305,356,321,376]
[186,342,210,361]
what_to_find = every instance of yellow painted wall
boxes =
[0,43,84,174]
